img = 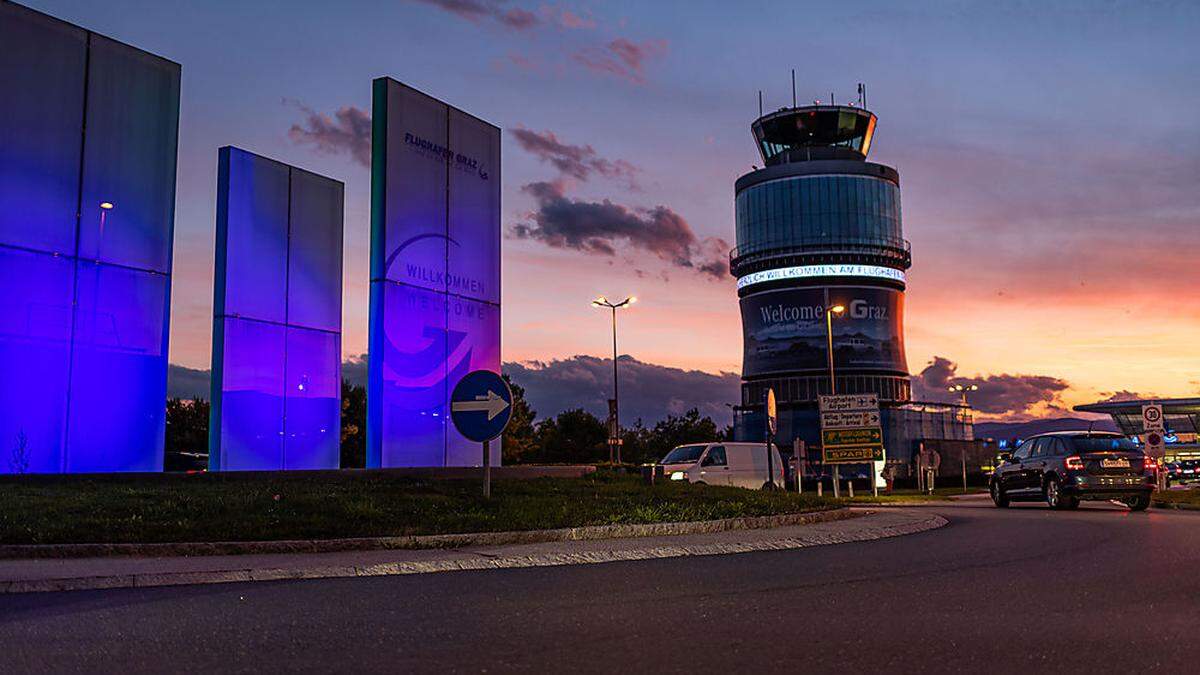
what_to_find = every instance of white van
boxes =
[659,442,785,490]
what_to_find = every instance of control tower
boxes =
[731,102,929,453]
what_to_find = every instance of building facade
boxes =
[730,103,971,463]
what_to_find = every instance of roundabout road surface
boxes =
[2,499,1198,673]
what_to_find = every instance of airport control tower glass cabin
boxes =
[731,103,965,455]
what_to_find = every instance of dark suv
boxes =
[990,432,1156,511]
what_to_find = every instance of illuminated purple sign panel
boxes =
[210,147,344,471]
[368,78,501,468]
[740,286,908,377]
[0,3,179,474]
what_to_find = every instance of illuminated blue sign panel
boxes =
[210,147,344,471]
[0,3,178,474]
[368,78,501,468]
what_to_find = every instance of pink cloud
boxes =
[573,38,668,84]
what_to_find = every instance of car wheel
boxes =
[990,480,1009,508]
[1126,495,1151,511]
[1045,477,1067,510]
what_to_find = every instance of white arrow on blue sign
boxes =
[450,370,513,443]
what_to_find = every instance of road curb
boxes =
[0,510,947,594]
[0,508,857,560]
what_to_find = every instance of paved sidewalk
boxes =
[0,509,945,594]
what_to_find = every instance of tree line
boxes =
[165,375,729,470]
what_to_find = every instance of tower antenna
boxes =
[831,91,835,105]
[791,70,796,108]
[758,90,763,118]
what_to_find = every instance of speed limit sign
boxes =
[1142,404,1164,432]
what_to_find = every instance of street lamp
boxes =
[825,304,845,395]
[592,295,636,464]
[948,383,979,406]
[947,383,979,493]
[824,304,846,497]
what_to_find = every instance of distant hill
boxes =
[975,417,1119,440]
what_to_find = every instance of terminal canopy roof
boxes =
[1074,398,1200,436]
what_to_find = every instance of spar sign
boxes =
[819,394,884,464]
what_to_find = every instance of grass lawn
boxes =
[1151,488,1200,509]
[0,471,838,546]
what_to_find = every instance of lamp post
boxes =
[948,383,979,493]
[825,304,845,395]
[948,383,978,407]
[824,304,845,496]
[592,295,636,464]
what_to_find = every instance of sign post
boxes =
[793,438,805,494]
[1142,403,1166,490]
[819,394,884,498]
[765,388,777,490]
[450,370,514,498]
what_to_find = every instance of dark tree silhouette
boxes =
[165,397,209,472]
[501,374,538,463]
[340,380,367,468]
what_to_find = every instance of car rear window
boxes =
[1069,436,1139,453]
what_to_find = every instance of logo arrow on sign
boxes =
[451,390,510,421]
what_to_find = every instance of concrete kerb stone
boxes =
[0,508,860,560]
[0,510,949,594]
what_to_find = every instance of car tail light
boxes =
[1144,457,1157,472]
[1064,455,1084,471]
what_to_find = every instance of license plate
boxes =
[1101,458,1130,468]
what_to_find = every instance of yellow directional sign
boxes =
[819,394,884,465]
[824,446,883,463]
[823,427,882,447]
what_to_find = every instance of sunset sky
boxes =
[27,0,1200,421]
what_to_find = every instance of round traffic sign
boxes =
[1144,407,1162,423]
[450,370,513,443]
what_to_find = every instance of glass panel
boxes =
[0,248,74,474]
[0,4,86,255]
[444,296,502,466]
[370,282,448,467]
[217,148,289,324]
[287,167,344,332]
[66,262,168,472]
[213,317,285,471]
[378,80,448,291]
[283,326,340,469]
[447,108,500,304]
[79,35,180,274]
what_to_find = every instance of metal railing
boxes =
[729,237,911,269]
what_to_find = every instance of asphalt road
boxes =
[3,499,1199,674]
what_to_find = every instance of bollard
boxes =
[848,481,854,498]
[818,482,823,497]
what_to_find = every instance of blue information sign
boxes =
[450,370,512,443]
